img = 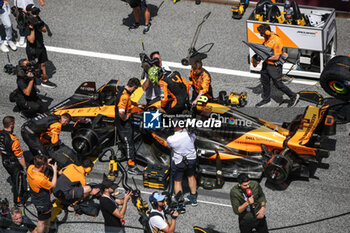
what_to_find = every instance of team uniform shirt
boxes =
[117,89,132,117]
[55,164,86,192]
[143,64,170,101]
[166,129,197,165]
[189,68,213,98]
[0,129,24,161]
[159,71,189,109]
[27,164,53,208]
[148,209,168,232]
[263,33,283,65]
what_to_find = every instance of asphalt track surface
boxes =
[0,0,350,232]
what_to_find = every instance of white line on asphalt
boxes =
[117,188,232,207]
[17,44,317,86]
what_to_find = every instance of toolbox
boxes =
[143,164,170,190]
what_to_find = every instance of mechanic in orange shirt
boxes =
[189,60,213,105]
[21,113,71,156]
[27,154,57,233]
[115,77,143,175]
[53,160,99,204]
[0,116,27,204]
[255,24,299,108]
[150,66,189,114]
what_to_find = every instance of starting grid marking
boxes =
[15,43,318,86]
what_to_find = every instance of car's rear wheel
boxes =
[264,154,292,184]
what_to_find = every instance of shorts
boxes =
[37,207,52,221]
[129,0,147,9]
[65,186,84,201]
[171,159,197,182]
[26,46,48,64]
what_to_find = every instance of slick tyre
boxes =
[320,56,350,101]
[15,170,27,204]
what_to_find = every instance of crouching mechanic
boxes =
[150,66,189,114]
[53,160,100,205]
[148,192,179,233]
[21,113,71,156]
[27,155,57,233]
[0,116,27,204]
[189,60,213,105]
[115,77,143,175]
[166,120,198,206]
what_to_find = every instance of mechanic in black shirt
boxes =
[99,179,132,233]
[21,113,71,156]
[0,116,27,204]
[15,59,48,118]
[25,4,56,88]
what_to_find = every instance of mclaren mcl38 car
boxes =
[50,80,337,184]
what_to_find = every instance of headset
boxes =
[257,24,271,36]
[149,191,163,209]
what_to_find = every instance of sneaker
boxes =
[129,23,140,30]
[19,37,26,46]
[288,94,300,107]
[143,23,151,34]
[41,80,57,88]
[255,100,271,108]
[186,193,198,207]
[128,166,143,175]
[7,41,17,51]
[0,43,9,53]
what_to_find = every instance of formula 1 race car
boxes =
[50,80,337,184]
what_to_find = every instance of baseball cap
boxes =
[150,192,166,202]
[102,179,118,190]
[148,66,161,84]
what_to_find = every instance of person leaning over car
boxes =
[189,60,213,106]
[27,154,57,233]
[0,116,27,205]
[230,173,268,233]
[21,113,71,156]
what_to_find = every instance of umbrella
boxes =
[243,41,288,66]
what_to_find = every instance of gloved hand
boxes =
[251,54,262,67]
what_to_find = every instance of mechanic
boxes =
[5,206,36,232]
[255,24,299,108]
[230,173,268,233]
[21,113,72,156]
[12,0,45,46]
[100,179,132,233]
[14,59,48,118]
[166,119,198,206]
[155,67,189,114]
[53,160,100,204]
[189,60,213,105]
[25,4,56,88]
[27,154,57,233]
[115,77,143,175]
[142,51,171,105]
[0,116,27,205]
[148,192,179,233]
[0,0,17,52]
[128,0,151,34]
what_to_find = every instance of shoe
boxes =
[186,193,198,207]
[129,23,140,30]
[128,166,143,175]
[7,41,17,51]
[288,94,300,107]
[143,23,151,34]
[255,100,271,108]
[41,80,57,88]
[0,43,9,53]
[19,37,26,46]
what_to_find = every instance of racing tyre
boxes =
[15,170,28,204]
[320,56,350,101]
[264,154,292,184]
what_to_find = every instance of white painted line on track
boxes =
[19,44,317,86]
[117,188,232,208]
